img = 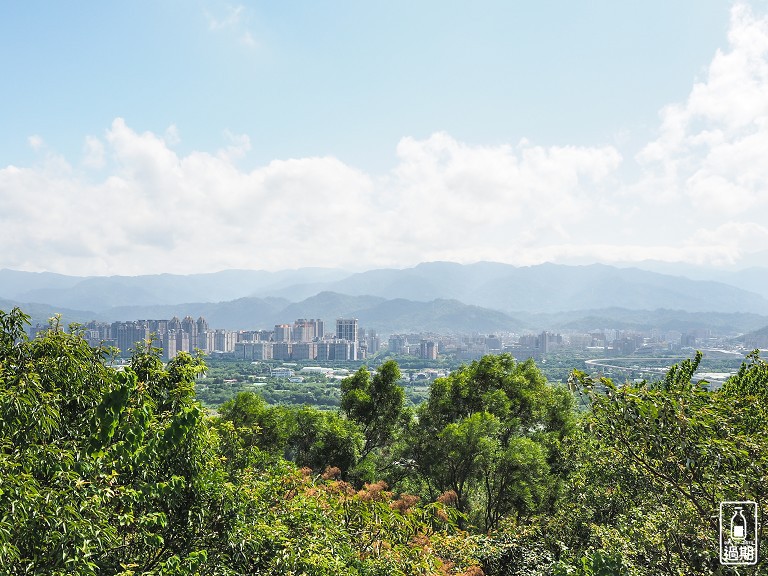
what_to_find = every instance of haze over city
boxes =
[2,1,768,276]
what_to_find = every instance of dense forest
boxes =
[1,306,767,575]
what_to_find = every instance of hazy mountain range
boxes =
[2,262,768,334]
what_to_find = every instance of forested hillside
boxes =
[2,306,767,575]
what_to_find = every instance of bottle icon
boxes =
[731,506,747,541]
[720,500,759,566]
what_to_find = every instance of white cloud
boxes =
[218,130,251,162]
[387,133,622,259]
[5,3,768,275]
[164,125,181,146]
[1,119,384,275]
[0,122,622,275]
[27,135,44,151]
[204,3,258,50]
[622,2,768,264]
[82,136,105,169]
[686,221,768,264]
[206,4,244,30]
[240,31,257,48]
[638,3,768,208]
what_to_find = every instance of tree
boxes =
[216,391,365,475]
[0,309,117,572]
[481,436,549,531]
[408,354,575,531]
[340,360,406,458]
[287,407,364,473]
[0,309,233,574]
[0,308,488,575]
[430,411,501,514]
[543,351,768,575]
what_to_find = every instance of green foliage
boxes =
[0,310,230,574]
[538,351,768,575]
[0,309,118,573]
[223,464,483,575]
[9,302,768,575]
[341,360,406,457]
[552,550,630,576]
[0,307,490,574]
[286,406,364,473]
[407,354,576,531]
[215,391,365,475]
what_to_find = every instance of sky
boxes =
[2,0,768,276]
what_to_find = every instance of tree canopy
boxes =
[404,354,575,531]
[3,304,768,575]
[0,308,482,574]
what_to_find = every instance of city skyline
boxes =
[75,315,378,362]
[59,312,757,368]
[2,2,768,276]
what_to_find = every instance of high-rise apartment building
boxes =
[274,324,293,342]
[234,341,274,360]
[420,340,438,359]
[176,331,190,354]
[164,330,178,360]
[367,330,380,355]
[214,329,237,352]
[388,335,409,355]
[335,318,359,360]
[312,319,324,339]
[336,318,358,342]
[294,319,315,342]
[332,339,355,361]
[113,321,151,357]
[291,342,317,360]
[181,316,197,346]
[198,330,215,353]
[316,341,331,361]
[274,342,292,361]
[147,319,168,335]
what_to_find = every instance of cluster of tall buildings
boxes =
[36,313,725,366]
[74,316,227,359]
[242,318,381,362]
[387,334,439,359]
[69,316,379,362]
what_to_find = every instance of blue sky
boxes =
[2,1,768,275]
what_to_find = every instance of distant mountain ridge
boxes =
[3,292,767,336]
[0,268,349,312]
[100,292,521,333]
[5,261,766,314]
[512,308,768,334]
[0,292,520,334]
[255,262,768,315]
[614,255,768,298]
[2,262,768,334]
